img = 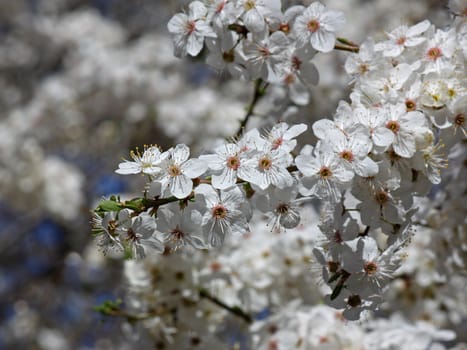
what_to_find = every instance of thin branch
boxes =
[199,288,253,324]
[334,43,359,53]
[234,79,268,139]
[337,37,359,47]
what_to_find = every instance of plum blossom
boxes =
[155,144,208,199]
[293,1,345,53]
[195,184,249,246]
[167,1,216,57]
[375,20,431,57]
[115,146,162,175]
[296,145,354,202]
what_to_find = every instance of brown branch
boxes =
[334,43,359,53]
[199,288,253,324]
[234,79,268,139]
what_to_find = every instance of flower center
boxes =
[375,190,389,205]
[170,227,184,240]
[426,47,442,61]
[396,36,406,45]
[386,120,400,133]
[210,261,222,272]
[359,63,369,75]
[107,220,118,235]
[271,137,283,150]
[454,113,465,127]
[276,203,289,214]
[334,230,343,244]
[292,56,302,70]
[126,228,139,243]
[226,155,240,170]
[259,156,272,170]
[339,150,354,162]
[216,1,225,13]
[168,164,182,177]
[319,166,332,179]
[185,20,196,34]
[259,46,271,57]
[279,22,290,33]
[405,99,416,111]
[244,0,256,11]
[364,261,378,275]
[307,19,320,33]
[212,204,228,219]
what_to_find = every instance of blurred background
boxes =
[0,0,454,349]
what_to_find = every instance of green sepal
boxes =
[93,299,122,316]
[96,199,123,213]
[327,271,342,284]
[330,282,344,300]
[123,197,145,211]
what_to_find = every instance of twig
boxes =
[234,79,268,139]
[334,43,359,53]
[199,288,253,324]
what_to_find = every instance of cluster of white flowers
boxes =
[167,0,347,105]
[87,0,467,348]
[95,0,466,321]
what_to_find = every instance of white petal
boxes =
[172,144,190,163]
[393,133,416,158]
[189,1,207,19]
[115,162,141,175]
[167,13,188,34]
[283,123,308,140]
[353,157,379,177]
[321,10,346,31]
[295,154,319,176]
[212,168,237,190]
[298,61,319,87]
[170,175,193,198]
[311,30,335,53]
[406,20,430,37]
[186,33,204,56]
[372,127,394,148]
[182,158,208,178]
[244,9,265,33]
